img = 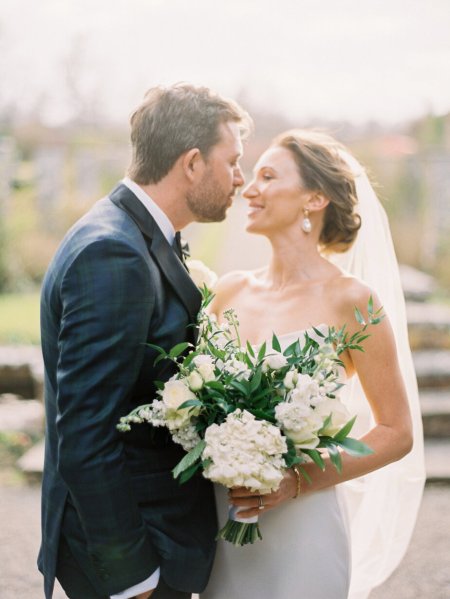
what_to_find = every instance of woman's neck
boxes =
[265,229,331,290]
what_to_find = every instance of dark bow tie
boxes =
[173,231,190,268]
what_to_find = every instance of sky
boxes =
[1,0,450,126]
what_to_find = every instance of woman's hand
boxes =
[228,468,298,519]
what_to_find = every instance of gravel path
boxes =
[1,481,449,599]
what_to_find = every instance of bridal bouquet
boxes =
[118,260,381,546]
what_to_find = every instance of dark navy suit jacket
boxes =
[38,184,217,598]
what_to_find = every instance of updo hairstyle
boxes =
[272,129,361,253]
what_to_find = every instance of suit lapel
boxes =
[109,183,202,325]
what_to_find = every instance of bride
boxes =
[202,130,425,599]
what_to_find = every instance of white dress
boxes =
[201,327,351,599]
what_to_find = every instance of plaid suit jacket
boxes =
[38,184,217,598]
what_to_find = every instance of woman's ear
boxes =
[306,192,330,212]
[182,148,205,183]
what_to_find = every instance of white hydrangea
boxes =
[221,358,251,380]
[202,409,288,494]
[293,374,322,402]
[172,421,202,451]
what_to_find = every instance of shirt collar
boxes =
[122,177,176,245]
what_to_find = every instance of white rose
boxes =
[193,355,216,382]
[160,379,197,411]
[315,398,351,436]
[187,370,204,391]
[275,399,322,449]
[186,259,218,290]
[283,369,298,390]
[262,351,288,372]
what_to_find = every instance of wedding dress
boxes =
[202,152,424,599]
[202,325,351,599]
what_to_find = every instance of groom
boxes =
[38,84,250,599]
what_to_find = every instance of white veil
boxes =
[330,152,426,599]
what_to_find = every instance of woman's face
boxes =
[243,146,310,235]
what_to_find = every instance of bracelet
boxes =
[291,464,301,499]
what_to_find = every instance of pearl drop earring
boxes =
[301,208,312,233]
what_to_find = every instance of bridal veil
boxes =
[330,152,426,599]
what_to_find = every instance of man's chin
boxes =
[193,208,228,223]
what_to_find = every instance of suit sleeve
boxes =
[56,238,159,594]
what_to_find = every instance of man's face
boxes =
[186,121,245,222]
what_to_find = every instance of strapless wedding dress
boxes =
[201,326,351,599]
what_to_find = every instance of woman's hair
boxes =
[272,129,361,253]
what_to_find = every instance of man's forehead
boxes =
[217,121,243,153]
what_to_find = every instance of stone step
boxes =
[399,265,435,302]
[413,350,450,388]
[420,389,450,438]
[0,394,44,434]
[0,346,44,400]
[407,302,450,350]
[424,439,450,483]
[17,438,45,484]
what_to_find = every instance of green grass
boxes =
[0,292,41,345]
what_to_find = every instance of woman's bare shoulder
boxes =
[210,268,265,314]
[331,273,382,325]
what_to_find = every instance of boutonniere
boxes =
[185,259,218,291]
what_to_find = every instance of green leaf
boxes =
[246,341,255,358]
[178,399,203,410]
[354,307,365,325]
[333,416,356,442]
[250,368,262,393]
[368,295,374,315]
[272,333,281,353]
[302,448,325,471]
[318,414,333,435]
[335,437,374,457]
[257,341,267,363]
[146,343,168,357]
[327,443,342,473]
[205,380,226,392]
[169,342,191,358]
[312,326,325,338]
[178,460,202,484]
[172,439,206,479]
[297,465,312,485]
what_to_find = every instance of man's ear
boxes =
[306,192,330,212]
[182,148,205,183]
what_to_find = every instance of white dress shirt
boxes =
[111,177,176,599]
[122,177,175,245]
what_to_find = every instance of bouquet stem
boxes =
[216,505,263,546]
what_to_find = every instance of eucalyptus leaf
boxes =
[327,443,342,473]
[257,341,267,363]
[172,439,206,479]
[169,342,191,358]
[335,437,374,457]
[333,416,356,442]
[272,333,281,353]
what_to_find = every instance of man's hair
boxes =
[127,83,252,184]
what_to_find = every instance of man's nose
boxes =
[234,166,245,187]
